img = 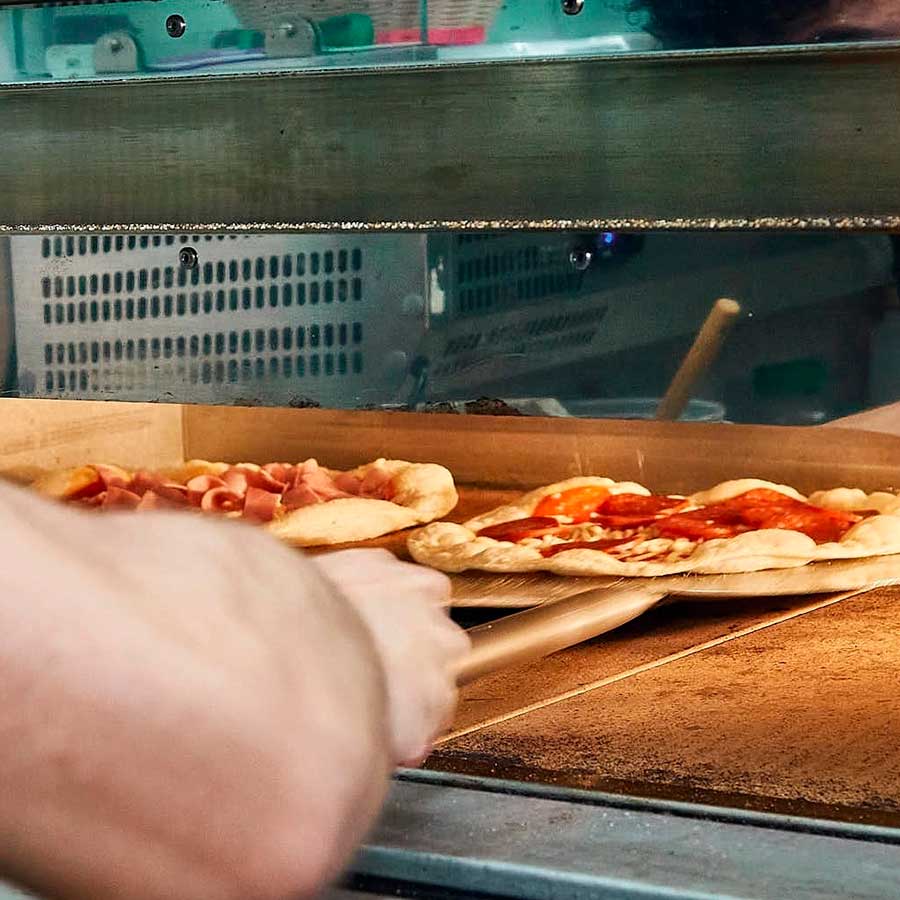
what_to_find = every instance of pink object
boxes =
[377,26,486,45]
[243,487,281,523]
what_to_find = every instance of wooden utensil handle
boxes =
[455,584,668,685]
[656,298,741,422]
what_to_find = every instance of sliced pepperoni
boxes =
[533,485,611,522]
[589,493,688,528]
[656,512,749,541]
[540,537,634,558]
[243,487,280,523]
[599,493,687,516]
[719,488,799,508]
[656,491,860,544]
[477,516,567,543]
[736,505,859,543]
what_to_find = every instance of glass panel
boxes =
[4,0,900,85]
[3,229,899,428]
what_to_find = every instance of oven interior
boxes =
[4,1,900,897]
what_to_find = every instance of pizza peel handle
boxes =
[455,583,669,686]
[452,554,900,684]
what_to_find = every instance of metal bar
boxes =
[4,45,900,231]
[0,238,15,391]
[351,775,900,899]
[398,768,900,843]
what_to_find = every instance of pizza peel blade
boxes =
[454,554,900,685]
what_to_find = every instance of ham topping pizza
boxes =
[408,477,900,577]
[32,458,458,547]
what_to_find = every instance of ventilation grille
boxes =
[450,234,584,317]
[432,304,609,379]
[11,234,426,407]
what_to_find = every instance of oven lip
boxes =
[398,768,900,846]
[345,770,900,900]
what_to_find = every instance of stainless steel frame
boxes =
[4,43,900,232]
[0,238,14,388]
[342,770,900,899]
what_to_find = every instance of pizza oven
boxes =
[4,1,900,898]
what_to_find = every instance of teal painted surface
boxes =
[9,0,240,77]
[0,0,647,82]
[488,0,644,42]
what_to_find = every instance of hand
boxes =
[0,484,397,900]
[312,549,469,766]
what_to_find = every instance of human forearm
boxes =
[0,485,392,899]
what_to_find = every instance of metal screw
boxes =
[179,246,199,269]
[561,0,585,14]
[166,14,187,38]
[108,37,123,54]
[569,247,593,271]
[277,21,297,38]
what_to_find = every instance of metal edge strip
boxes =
[354,846,724,900]
[6,217,900,234]
[396,769,900,845]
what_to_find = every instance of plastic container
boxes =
[562,398,727,422]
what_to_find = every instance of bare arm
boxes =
[0,482,463,900]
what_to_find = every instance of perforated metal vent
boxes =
[421,233,610,396]
[449,234,584,317]
[11,234,426,407]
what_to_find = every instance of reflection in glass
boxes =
[3,0,900,85]
[3,231,900,428]
[634,0,900,49]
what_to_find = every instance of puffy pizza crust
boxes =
[31,458,458,547]
[268,460,458,547]
[407,476,900,577]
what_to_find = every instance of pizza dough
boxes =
[32,458,458,547]
[407,476,900,576]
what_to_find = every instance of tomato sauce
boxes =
[476,516,566,543]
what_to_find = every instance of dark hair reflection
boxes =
[631,0,899,48]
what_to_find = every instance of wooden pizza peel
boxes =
[453,554,900,684]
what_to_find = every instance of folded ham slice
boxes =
[243,487,281,523]
[201,486,243,513]
[187,475,228,506]
[67,459,397,522]
[234,463,286,493]
[103,486,142,510]
[282,483,323,510]
[38,456,459,548]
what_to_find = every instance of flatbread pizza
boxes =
[32,458,458,547]
[407,476,900,576]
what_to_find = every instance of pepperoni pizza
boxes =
[32,458,458,547]
[407,476,900,576]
